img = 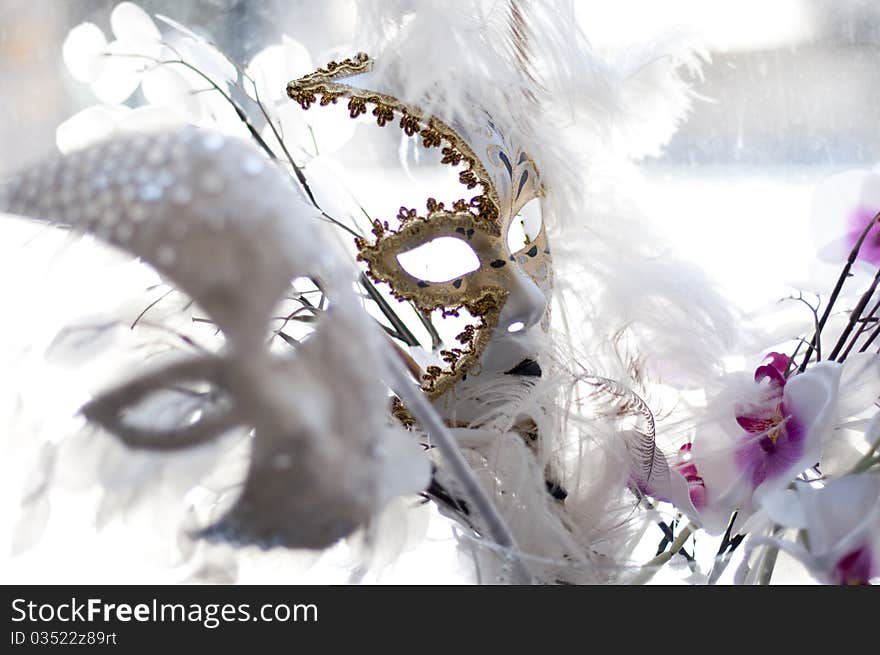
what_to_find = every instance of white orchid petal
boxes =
[89,40,151,104]
[755,486,808,529]
[822,429,874,476]
[154,13,201,41]
[196,93,251,138]
[810,168,880,263]
[661,467,707,528]
[865,411,880,447]
[838,352,880,418]
[245,38,313,104]
[798,475,880,556]
[736,510,773,537]
[177,38,238,85]
[303,156,366,224]
[274,104,314,150]
[302,103,358,155]
[141,66,202,122]
[690,424,750,522]
[838,417,873,432]
[735,535,814,585]
[56,105,124,154]
[281,36,314,79]
[156,55,223,97]
[770,361,841,488]
[244,44,284,103]
[116,105,185,132]
[110,1,162,45]
[62,22,108,83]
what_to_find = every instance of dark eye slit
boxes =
[498,150,513,177]
[516,169,529,198]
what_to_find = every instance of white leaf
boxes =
[111,1,162,45]
[62,22,108,83]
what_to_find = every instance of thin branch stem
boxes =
[841,295,880,360]
[859,312,880,353]
[798,212,880,373]
[757,527,783,585]
[783,291,821,371]
[631,524,693,585]
[384,349,532,583]
[360,273,420,347]
[849,429,880,474]
[830,266,880,361]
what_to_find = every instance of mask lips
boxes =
[505,358,543,377]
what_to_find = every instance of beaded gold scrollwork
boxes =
[287,54,527,400]
[287,53,501,226]
[355,204,507,399]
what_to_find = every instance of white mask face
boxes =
[289,54,553,412]
[1,125,430,549]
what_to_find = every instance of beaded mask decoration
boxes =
[288,54,552,400]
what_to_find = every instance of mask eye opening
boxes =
[395,236,481,283]
[506,198,543,254]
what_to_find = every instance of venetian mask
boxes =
[288,54,554,421]
[0,125,429,549]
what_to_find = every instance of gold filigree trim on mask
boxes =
[287,53,501,226]
[355,203,506,400]
[287,55,508,407]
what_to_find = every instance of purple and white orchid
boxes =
[661,354,842,534]
[732,353,804,491]
[741,475,880,585]
[811,167,880,269]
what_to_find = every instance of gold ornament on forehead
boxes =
[287,53,548,401]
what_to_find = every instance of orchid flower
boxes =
[59,2,249,152]
[811,167,880,269]
[730,352,817,497]
[671,442,707,512]
[648,352,874,535]
[686,350,878,534]
[739,475,880,585]
[60,2,355,163]
[244,37,356,157]
[645,353,834,533]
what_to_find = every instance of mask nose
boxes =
[500,269,548,334]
